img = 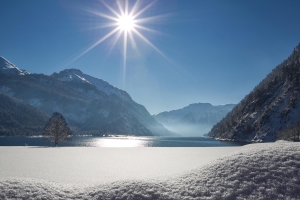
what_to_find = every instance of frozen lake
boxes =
[0,136,248,147]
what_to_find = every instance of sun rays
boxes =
[67,0,170,89]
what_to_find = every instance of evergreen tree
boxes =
[43,112,72,146]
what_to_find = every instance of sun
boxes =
[68,0,171,88]
[118,14,135,31]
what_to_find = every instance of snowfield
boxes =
[0,141,300,199]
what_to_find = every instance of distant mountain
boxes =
[208,44,300,142]
[153,103,235,136]
[0,58,173,136]
[0,93,49,136]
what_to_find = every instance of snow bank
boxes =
[1,142,300,199]
[0,147,240,185]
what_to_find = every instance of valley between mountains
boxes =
[1,43,300,141]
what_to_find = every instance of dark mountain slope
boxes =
[0,93,49,136]
[208,44,300,142]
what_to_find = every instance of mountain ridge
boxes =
[51,69,132,102]
[0,56,30,75]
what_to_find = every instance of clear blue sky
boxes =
[1,0,300,114]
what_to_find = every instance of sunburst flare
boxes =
[67,0,170,89]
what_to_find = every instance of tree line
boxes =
[277,120,300,141]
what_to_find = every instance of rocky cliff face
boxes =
[208,44,300,142]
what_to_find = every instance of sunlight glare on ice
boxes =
[94,138,147,147]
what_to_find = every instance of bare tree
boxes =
[43,112,72,146]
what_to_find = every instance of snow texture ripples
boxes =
[1,142,300,199]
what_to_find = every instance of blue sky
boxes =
[1,0,300,114]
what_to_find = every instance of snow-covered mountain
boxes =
[51,69,132,102]
[153,103,235,136]
[208,44,300,142]
[0,56,30,75]
[0,59,172,136]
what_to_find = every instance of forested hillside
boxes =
[208,44,300,142]
[0,93,49,136]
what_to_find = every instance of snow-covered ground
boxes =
[0,147,240,186]
[0,141,299,199]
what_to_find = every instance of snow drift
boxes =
[0,142,299,199]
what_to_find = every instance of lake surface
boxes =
[0,136,249,147]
